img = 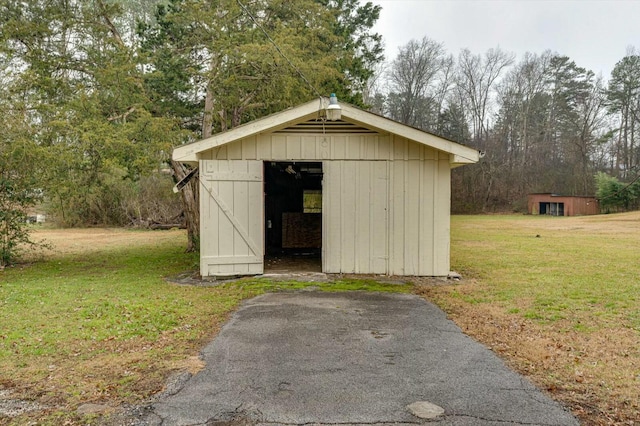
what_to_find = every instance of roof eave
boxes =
[450,154,478,168]
[340,104,479,163]
[172,99,323,162]
[172,99,480,165]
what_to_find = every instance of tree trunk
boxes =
[172,78,214,253]
[171,160,199,252]
[202,86,214,138]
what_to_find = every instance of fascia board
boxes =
[172,99,480,165]
[172,100,323,162]
[341,105,480,163]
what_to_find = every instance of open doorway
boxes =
[539,202,565,216]
[264,162,323,272]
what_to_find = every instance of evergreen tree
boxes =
[138,0,383,249]
[0,0,180,227]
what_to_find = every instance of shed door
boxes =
[200,160,264,276]
[323,161,389,274]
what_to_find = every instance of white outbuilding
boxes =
[172,98,479,278]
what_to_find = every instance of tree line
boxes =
[372,38,640,213]
[1,0,639,264]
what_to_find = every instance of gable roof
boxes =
[172,98,480,166]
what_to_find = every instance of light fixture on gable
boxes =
[326,93,342,121]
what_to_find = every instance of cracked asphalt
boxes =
[141,291,578,426]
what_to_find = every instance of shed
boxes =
[172,98,479,277]
[527,193,599,216]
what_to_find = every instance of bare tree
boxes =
[433,54,456,120]
[363,60,389,115]
[387,37,447,128]
[571,75,606,193]
[457,47,515,145]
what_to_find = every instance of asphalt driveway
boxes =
[144,291,578,425]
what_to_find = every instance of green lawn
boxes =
[451,214,639,328]
[420,213,640,425]
[0,229,411,425]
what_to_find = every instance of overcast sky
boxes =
[369,0,640,79]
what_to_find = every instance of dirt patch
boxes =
[264,253,322,273]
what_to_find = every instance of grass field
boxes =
[0,228,411,425]
[0,214,639,425]
[419,212,640,425]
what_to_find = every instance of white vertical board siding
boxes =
[370,161,390,273]
[324,157,449,276]
[323,161,389,274]
[200,134,395,161]
[433,158,451,275]
[199,160,264,276]
[388,159,450,276]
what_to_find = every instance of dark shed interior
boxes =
[264,162,323,258]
